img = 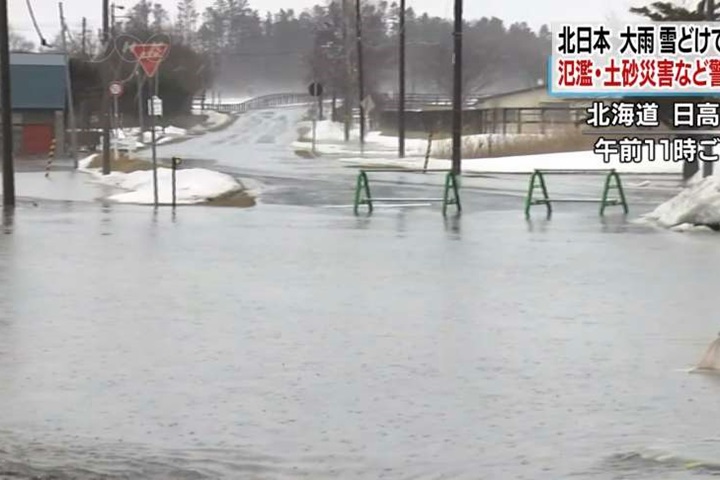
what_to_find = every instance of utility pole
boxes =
[451,0,463,175]
[342,0,351,142]
[355,0,365,147]
[81,17,87,56]
[102,0,109,43]
[101,0,111,174]
[59,2,78,167]
[136,69,144,134]
[398,0,406,158]
[0,0,15,206]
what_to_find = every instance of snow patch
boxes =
[78,153,97,171]
[644,175,720,228]
[79,157,243,205]
[105,168,242,204]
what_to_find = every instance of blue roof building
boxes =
[6,53,68,157]
[10,53,67,110]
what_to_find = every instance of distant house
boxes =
[472,85,591,134]
[8,53,67,157]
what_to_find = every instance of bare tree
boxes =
[9,28,35,52]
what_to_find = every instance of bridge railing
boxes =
[195,93,315,114]
[380,93,479,110]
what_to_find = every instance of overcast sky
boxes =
[8,0,671,41]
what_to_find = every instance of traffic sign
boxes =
[130,43,169,77]
[148,95,163,116]
[308,82,323,97]
[109,81,124,97]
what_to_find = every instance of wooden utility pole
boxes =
[81,17,87,56]
[342,0,351,141]
[355,0,365,147]
[451,0,463,175]
[398,0,406,158]
[101,0,111,174]
[0,0,15,206]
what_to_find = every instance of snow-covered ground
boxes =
[104,111,234,153]
[78,154,244,205]
[297,120,682,174]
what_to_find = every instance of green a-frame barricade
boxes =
[353,169,461,216]
[524,168,629,218]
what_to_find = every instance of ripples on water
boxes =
[1,202,720,479]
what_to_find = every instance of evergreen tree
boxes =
[176,0,199,45]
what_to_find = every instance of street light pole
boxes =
[451,0,463,175]
[398,0,406,158]
[0,0,15,207]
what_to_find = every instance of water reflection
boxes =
[100,204,113,236]
[354,215,371,229]
[600,215,630,233]
[395,210,407,237]
[2,207,13,234]
[443,214,461,239]
[526,217,549,233]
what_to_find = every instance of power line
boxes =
[25,0,51,47]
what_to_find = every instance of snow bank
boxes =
[78,154,242,205]
[299,120,350,143]
[644,174,720,228]
[140,126,186,144]
[78,153,97,171]
[104,168,241,204]
[165,126,188,137]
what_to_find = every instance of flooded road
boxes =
[1,107,719,479]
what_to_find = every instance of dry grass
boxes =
[204,188,256,208]
[432,128,598,159]
[87,152,154,173]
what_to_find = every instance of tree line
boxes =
[9,0,554,119]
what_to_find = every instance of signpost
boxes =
[109,81,123,162]
[308,82,323,155]
[130,42,168,208]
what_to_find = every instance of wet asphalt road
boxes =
[1,107,719,480]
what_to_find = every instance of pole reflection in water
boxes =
[2,207,13,234]
[395,210,407,237]
[526,217,549,233]
[444,213,461,239]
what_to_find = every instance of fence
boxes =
[380,93,478,110]
[195,93,315,114]
[378,107,589,136]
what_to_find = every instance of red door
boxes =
[22,124,53,156]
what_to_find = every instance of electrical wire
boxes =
[25,0,51,47]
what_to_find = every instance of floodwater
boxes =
[1,108,720,479]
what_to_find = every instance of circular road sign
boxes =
[109,81,124,97]
[308,82,323,97]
